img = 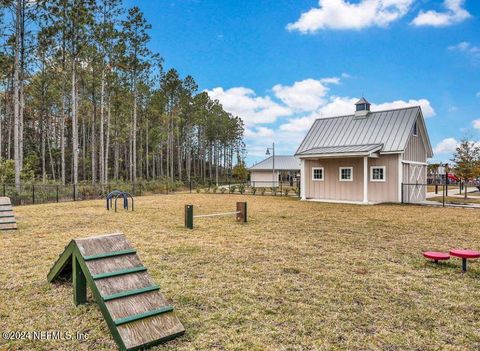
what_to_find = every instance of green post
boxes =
[73,254,87,305]
[185,204,193,229]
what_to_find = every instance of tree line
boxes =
[0,0,245,188]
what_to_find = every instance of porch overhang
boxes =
[295,144,383,159]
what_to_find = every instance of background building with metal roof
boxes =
[249,156,300,188]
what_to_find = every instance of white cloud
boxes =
[476,91,480,97]
[448,41,480,62]
[206,87,291,126]
[473,120,480,129]
[244,127,275,138]
[412,0,471,27]
[372,99,436,118]
[286,0,413,33]
[433,137,458,155]
[272,78,338,112]
[448,106,459,112]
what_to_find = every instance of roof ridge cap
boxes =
[314,105,420,122]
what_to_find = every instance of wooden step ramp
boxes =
[47,233,184,351]
[0,197,17,230]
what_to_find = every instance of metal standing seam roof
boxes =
[298,144,383,156]
[249,155,301,171]
[295,106,433,157]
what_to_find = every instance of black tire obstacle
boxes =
[185,202,247,229]
[106,190,134,212]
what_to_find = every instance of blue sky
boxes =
[128,0,480,166]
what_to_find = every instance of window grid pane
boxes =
[372,167,384,180]
[341,168,351,180]
[313,168,323,180]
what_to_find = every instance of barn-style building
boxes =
[295,98,433,203]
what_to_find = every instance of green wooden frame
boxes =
[185,204,193,229]
[83,249,137,261]
[114,306,173,326]
[102,285,160,302]
[47,241,184,351]
[92,266,147,280]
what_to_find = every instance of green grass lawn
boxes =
[2,195,480,350]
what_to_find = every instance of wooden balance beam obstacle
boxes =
[185,202,247,229]
[0,197,17,230]
[47,232,184,351]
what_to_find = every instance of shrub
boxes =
[251,187,257,195]
[238,184,245,194]
[213,186,218,194]
[284,188,290,196]
[260,187,266,195]
[196,187,201,194]
[271,187,277,196]
[220,187,227,194]
[229,185,237,193]
[204,187,210,193]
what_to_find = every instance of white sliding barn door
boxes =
[403,163,427,203]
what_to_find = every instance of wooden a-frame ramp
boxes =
[0,197,17,230]
[47,232,184,351]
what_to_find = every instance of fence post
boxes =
[2,184,5,197]
[133,183,136,196]
[56,185,59,203]
[280,181,283,196]
[435,184,438,194]
[32,185,35,204]
[442,184,445,207]
[73,184,76,201]
[401,183,404,204]
[190,180,192,194]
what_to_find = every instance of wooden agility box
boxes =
[185,202,247,229]
[0,197,17,230]
[47,233,184,350]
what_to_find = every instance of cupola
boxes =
[354,97,371,118]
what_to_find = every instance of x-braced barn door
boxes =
[403,163,426,203]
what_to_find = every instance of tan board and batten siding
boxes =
[0,197,17,230]
[403,123,428,162]
[304,154,399,202]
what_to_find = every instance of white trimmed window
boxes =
[312,167,324,181]
[339,167,353,181]
[370,166,386,182]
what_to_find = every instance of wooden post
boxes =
[185,204,193,229]
[73,254,87,305]
[236,202,247,223]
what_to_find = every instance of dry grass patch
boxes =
[429,196,480,205]
[1,194,480,350]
